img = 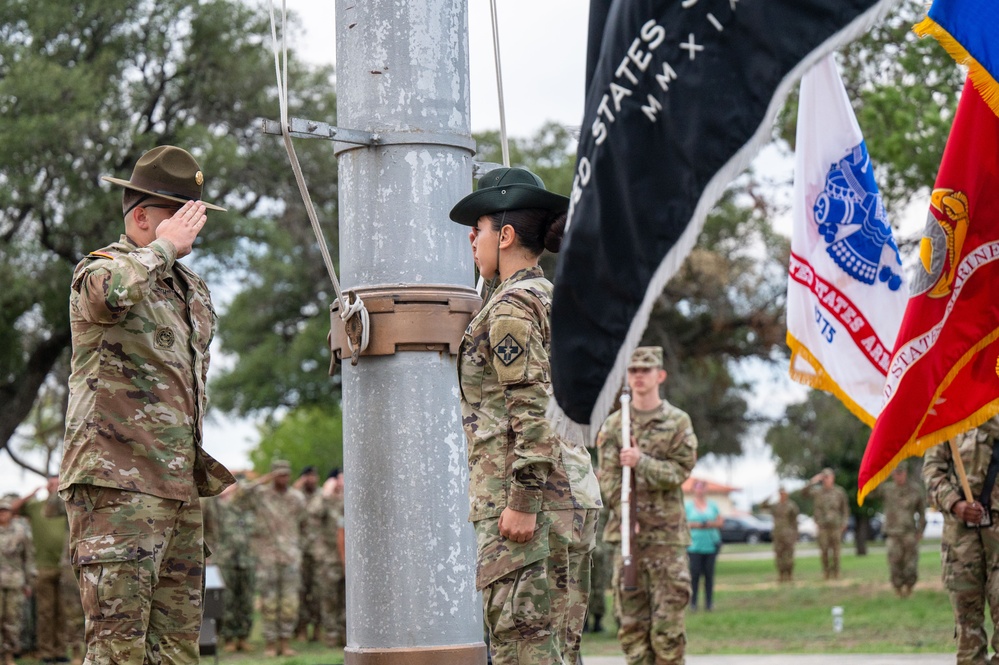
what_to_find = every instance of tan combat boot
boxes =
[264,641,278,657]
[278,639,297,656]
[236,638,251,653]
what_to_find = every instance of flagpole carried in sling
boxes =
[620,387,639,591]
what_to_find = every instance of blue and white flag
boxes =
[786,55,907,425]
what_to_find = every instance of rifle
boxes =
[620,387,639,591]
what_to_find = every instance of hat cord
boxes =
[268,0,370,359]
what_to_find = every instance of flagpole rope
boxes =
[489,0,511,168]
[267,0,370,357]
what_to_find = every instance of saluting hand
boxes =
[156,201,208,258]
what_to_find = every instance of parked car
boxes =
[720,514,772,544]
[923,511,944,539]
[843,513,885,543]
[797,514,818,542]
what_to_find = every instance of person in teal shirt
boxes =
[685,480,723,611]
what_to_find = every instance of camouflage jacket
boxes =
[240,482,307,566]
[805,483,850,528]
[307,492,344,569]
[61,235,234,501]
[458,266,600,521]
[217,494,257,569]
[597,400,698,546]
[924,417,999,518]
[0,518,36,589]
[881,481,927,536]
[761,499,799,541]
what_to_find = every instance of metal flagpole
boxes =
[334,1,485,663]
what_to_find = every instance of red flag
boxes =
[858,79,999,503]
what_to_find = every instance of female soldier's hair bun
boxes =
[543,212,567,254]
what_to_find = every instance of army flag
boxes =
[914,0,999,117]
[549,0,898,433]
[857,79,999,503]
[786,55,907,426]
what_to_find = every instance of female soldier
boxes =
[450,167,601,665]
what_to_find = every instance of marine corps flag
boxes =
[786,55,907,426]
[857,80,999,504]
[549,0,898,432]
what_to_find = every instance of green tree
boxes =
[0,0,337,468]
[249,404,343,478]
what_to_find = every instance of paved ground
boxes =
[584,655,952,665]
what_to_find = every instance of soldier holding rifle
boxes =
[597,346,698,665]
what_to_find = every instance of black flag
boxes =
[550,0,897,431]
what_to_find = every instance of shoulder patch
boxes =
[489,317,532,384]
[88,251,115,261]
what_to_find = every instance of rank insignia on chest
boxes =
[155,326,176,349]
[494,334,524,366]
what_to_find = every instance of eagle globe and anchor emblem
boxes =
[813,141,903,290]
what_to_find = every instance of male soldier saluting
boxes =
[598,346,697,665]
[803,468,850,580]
[60,146,234,665]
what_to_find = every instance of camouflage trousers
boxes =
[256,562,300,642]
[941,520,999,665]
[476,508,597,665]
[315,562,345,646]
[773,536,796,577]
[35,565,85,660]
[588,539,611,621]
[0,587,25,657]
[296,552,320,635]
[887,532,919,591]
[817,526,842,578]
[612,544,691,665]
[64,485,204,665]
[219,565,255,641]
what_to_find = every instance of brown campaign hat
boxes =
[102,145,226,212]
[628,346,664,369]
[448,167,568,227]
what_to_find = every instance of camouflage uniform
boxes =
[241,481,306,643]
[216,495,256,645]
[587,506,612,632]
[0,507,36,662]
[22,495,85,662]
[459,266,601,665]
[598,397,698,665]
[60,233,235,665]
[924,418,999,664]
[307,492,345,647]
[804,480,849,579]
[761,498,799,581]
[881,478,926,594]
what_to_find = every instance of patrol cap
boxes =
[628,346,664,369]
[300,465,317,477]
[448,167,568,226]
[0,497,13,511]
[102,145,227,212]
[821,467,835,478]
[271,459,292,475]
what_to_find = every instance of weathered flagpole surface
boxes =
[334,0,485,663]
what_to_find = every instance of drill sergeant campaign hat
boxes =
[102,145,227,213]
[448,166,569,226]
[628,346,664,369]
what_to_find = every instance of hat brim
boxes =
[449,184,568,226]
[102,176,227,212]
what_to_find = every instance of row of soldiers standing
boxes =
[202,462,346,657]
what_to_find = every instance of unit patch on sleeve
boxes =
[490,316,532,385]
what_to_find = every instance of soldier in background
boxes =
[923,417,999,663]
[598,346,697,665]
[12,477,84,664]
[760,487,800,582]
[293,466,321,643]
[803,468,850,579]
[239,461,307,657]
[308,469,346,647]
[0,496,35,665]
[881,464,926,597]
[216,480,257,653]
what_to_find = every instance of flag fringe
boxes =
[914,17,999,118]
[858,326,999,503]
[546,399,593,448]
[580,0,900,434]
[786,333,877,427]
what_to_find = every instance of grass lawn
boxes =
[581,541,954,656]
